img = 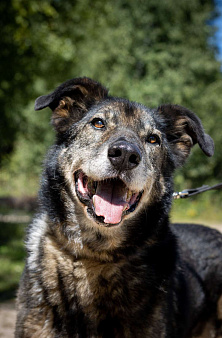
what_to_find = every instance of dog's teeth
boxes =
[92,195,95,206]
[123,204,129,211]
[126,190,132,201]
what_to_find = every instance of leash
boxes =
[173,183,222,199]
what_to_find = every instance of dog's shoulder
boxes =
[171,223,222,298]
[172,223,222,255]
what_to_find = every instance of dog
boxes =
[15,77,222,337]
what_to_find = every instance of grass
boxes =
[171,193,222,225]
[0,222,26,301]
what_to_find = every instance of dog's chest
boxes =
[72,258,132,315]
[41,236,167,336]
[42,238,128,312]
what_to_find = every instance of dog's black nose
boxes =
[108,140,141,170]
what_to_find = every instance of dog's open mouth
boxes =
[74,170,143,225]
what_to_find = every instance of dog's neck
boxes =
[43,195,172,262]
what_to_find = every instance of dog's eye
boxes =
[91,118,105,129]
[147,135,160,145]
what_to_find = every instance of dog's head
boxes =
[36,77,214,228]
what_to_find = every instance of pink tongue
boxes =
[93,181,128,224]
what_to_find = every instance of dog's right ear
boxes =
[35,77,109,133]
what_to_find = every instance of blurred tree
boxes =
[0,0,221,194]
[0,0,56,164]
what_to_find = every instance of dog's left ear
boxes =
[35,77,109,133]
[157,104,214,167]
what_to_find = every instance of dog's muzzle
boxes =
[74,170,143,226]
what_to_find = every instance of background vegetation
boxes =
[1,0,222,195]
[0,0,222,299]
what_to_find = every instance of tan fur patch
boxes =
[23,308,54,338]
[52,96,74,129]
[176,134,193,157]
[217,294,222,320]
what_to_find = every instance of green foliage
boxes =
[171,193,222,224]
[0,222,26,300]
[0,0,222,196]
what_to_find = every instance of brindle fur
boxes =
[16,77,222,338]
